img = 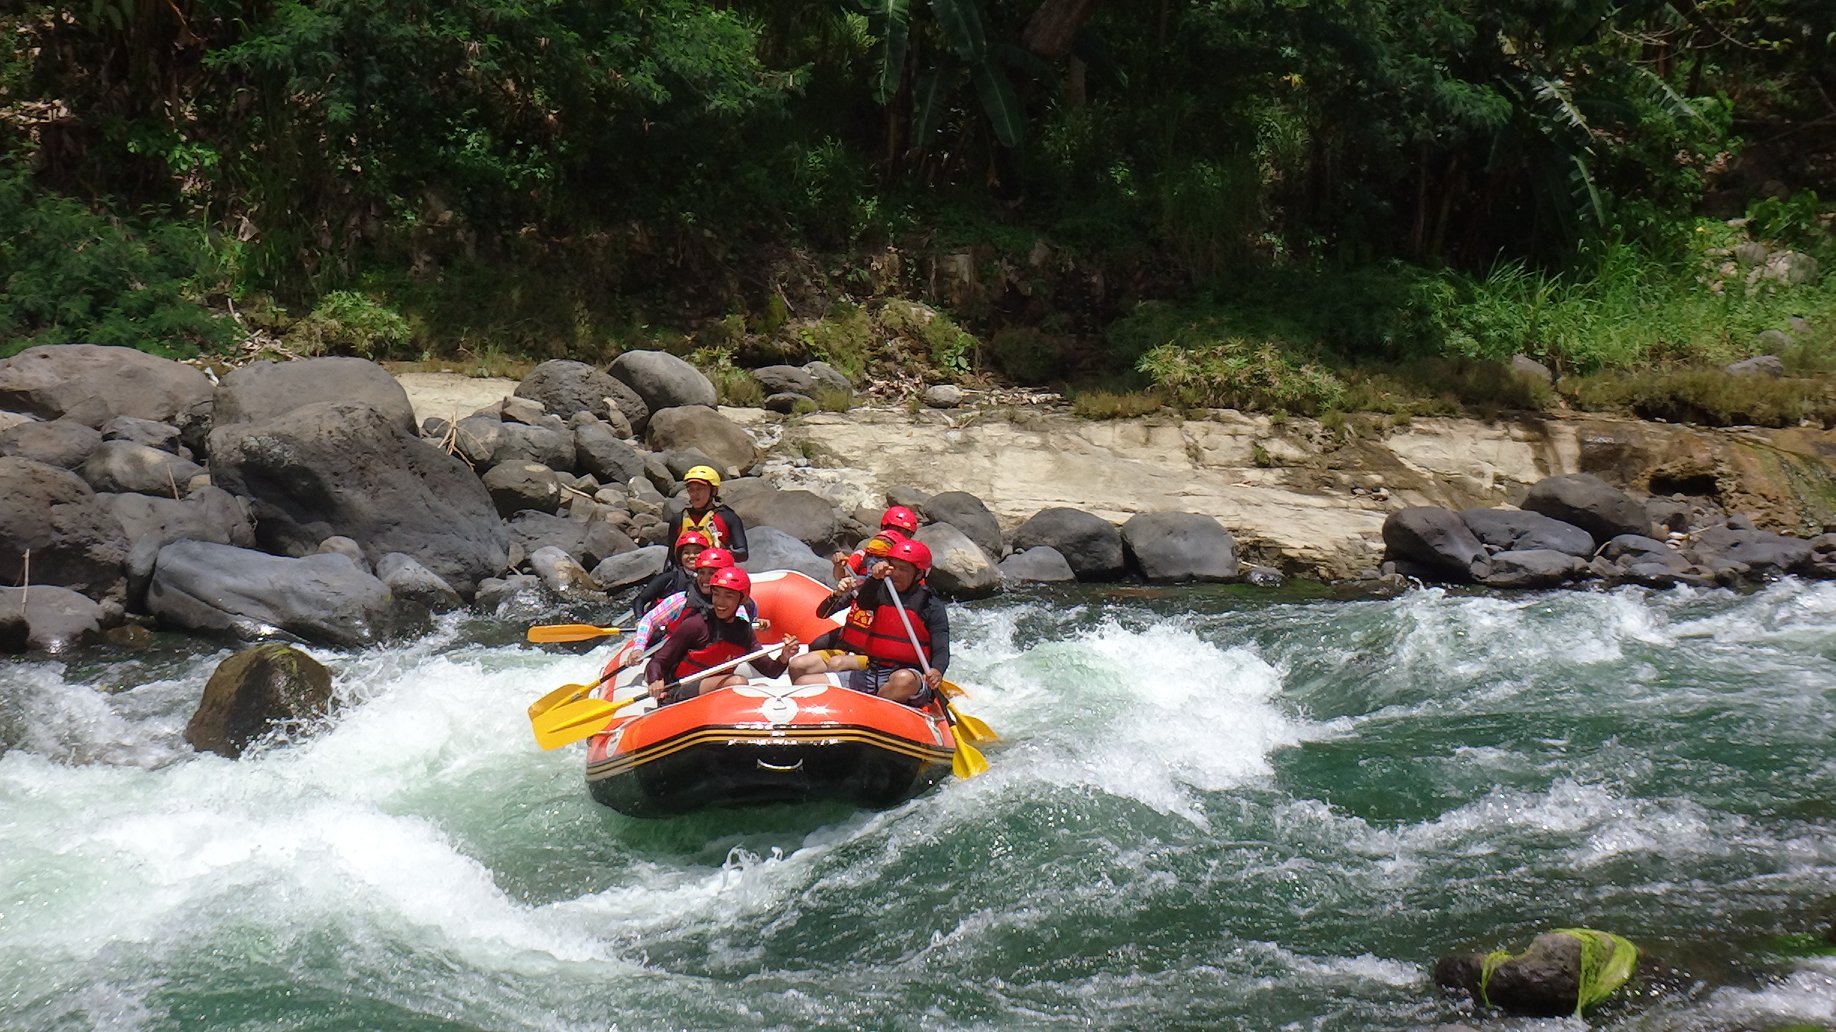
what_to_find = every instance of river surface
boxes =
[2,582,1834,1031]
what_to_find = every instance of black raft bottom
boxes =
[587,737,951,817]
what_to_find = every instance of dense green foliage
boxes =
[2,0,1834,421]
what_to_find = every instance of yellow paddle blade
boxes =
[938,678,968,698]
[948,702,999,744]
[526,623,627,643]
[528,682,592,720]
[951,736,989,779]
[531,695,642,750]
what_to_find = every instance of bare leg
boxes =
[696,673,747,695]
[879,669,923,703]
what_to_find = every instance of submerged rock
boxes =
[185,643,335,759]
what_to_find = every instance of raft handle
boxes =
[756,758,805,773]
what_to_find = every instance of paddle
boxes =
[885,581,990,778]
[526,638,667,720]
[526,623,629,643]
[529,641,790,750]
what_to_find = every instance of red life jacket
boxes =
[671,613,752,680]
[838,584,932,666]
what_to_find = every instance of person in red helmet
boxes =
[795,537,948,705]
[632,529,711,617]
[623,547,756,664]
[645,566,797,703]
[829,505,920,581]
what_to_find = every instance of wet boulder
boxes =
[999,546,1077,584]
[0,585,106,653]
[148,540,419,647]
[645,405,758,476]
[214,356,417,435]
[0,457,129,603]
[1434,929,1637,1018]
[483,461,564,516]
[0,344,214,424]
[516,359,649,431]
[1121,512,1240,583]
[1520,473,1652,545]
[185,643,336,759]
[916,522,1000,599]
[528,545,601,599]
[0,419,103,468]
[375,552,464,613]
[923,491,1003,560]
[1476,549,1591,589]
[1382,507,1488,582]
[1460,508,1597,557]
[611,350,717,413]
[1690,525,1813,577]
[80,440,204,496]
[209,401,509,597]
[1011,507,1125,581]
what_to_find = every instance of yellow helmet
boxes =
[684,464,722,488]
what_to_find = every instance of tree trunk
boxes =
[1022,0,1107,61]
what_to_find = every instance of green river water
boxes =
[2,581,1834,1031]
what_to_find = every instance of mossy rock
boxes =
[185,643,335,758]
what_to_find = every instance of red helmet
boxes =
[708,566,751,595]
[888,538,932,574]
[881,505,920,533]
[695,547,735,570]
[864,528,906,557]
[674,530,711,551]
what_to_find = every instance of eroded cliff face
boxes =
[395,373,1836,581]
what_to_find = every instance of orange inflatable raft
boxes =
[583,570,957,816]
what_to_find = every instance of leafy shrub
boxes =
[881,299,977,376]
[0,168,236,358]
[1137,338,1345,414]
[1565,367,1836,428]
[798,303,874,380]
[813,386,854,412]
[291,291,415,358]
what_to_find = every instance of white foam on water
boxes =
[956,611,1311,824]
[1693,955,1836,1027]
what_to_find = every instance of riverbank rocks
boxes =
[1460,508,1595,557]
[0,457,130,602]
[741,526,831,581]
[185,643,335,759]
[209,401,508,597]
[1382,507,1489,582]
[923,491,1003,560]
[214,356,417,435]
[1012,507,1126,580]
[1434,929,1638,1018]
[515,359,649,431]
[149,540,421,646]
[916,522,1000,599]
[999,546,1077,583]
[100,486,256,607]
[1121,512,1239,583]
[0,344,213,424]
[645,405,757,475]
[1,419,103,468]
[80,440,203,496]
[0,585,106,653]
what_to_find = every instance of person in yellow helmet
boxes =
[673,464,748,562]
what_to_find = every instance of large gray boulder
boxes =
[592,546,668,592]
[0,585,106,653]
[1120,512,1240,582]
[644,406,758,476]
[208,402,509,597]
[574,420,647,485]
[752,365,816,398]
[1461,508,1597,557]
[490,421,575,472]
[1382,507,1488,582]
[611,350,718,413]
[1010,507,1125,580]
[0,344,214,424]
[739,526,831,581]
[98,486,256,608]
[923,491,1003,560]
[735,488,843,552]
[482,461,563,516]
[0,419,103,468]
[515,359,649,432]
[0,457,129,602]
[999,546,1077,584]
[915,522,1000,599]
[507,511,635,568]
[80,440,204,497]
[184,643,335,758]
[148,540,416,647]
[1520,473,1652,545]
[213,357,417,435]
[100,415,185,454]
[1690,525,1813,577]
[375,553,464,613]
